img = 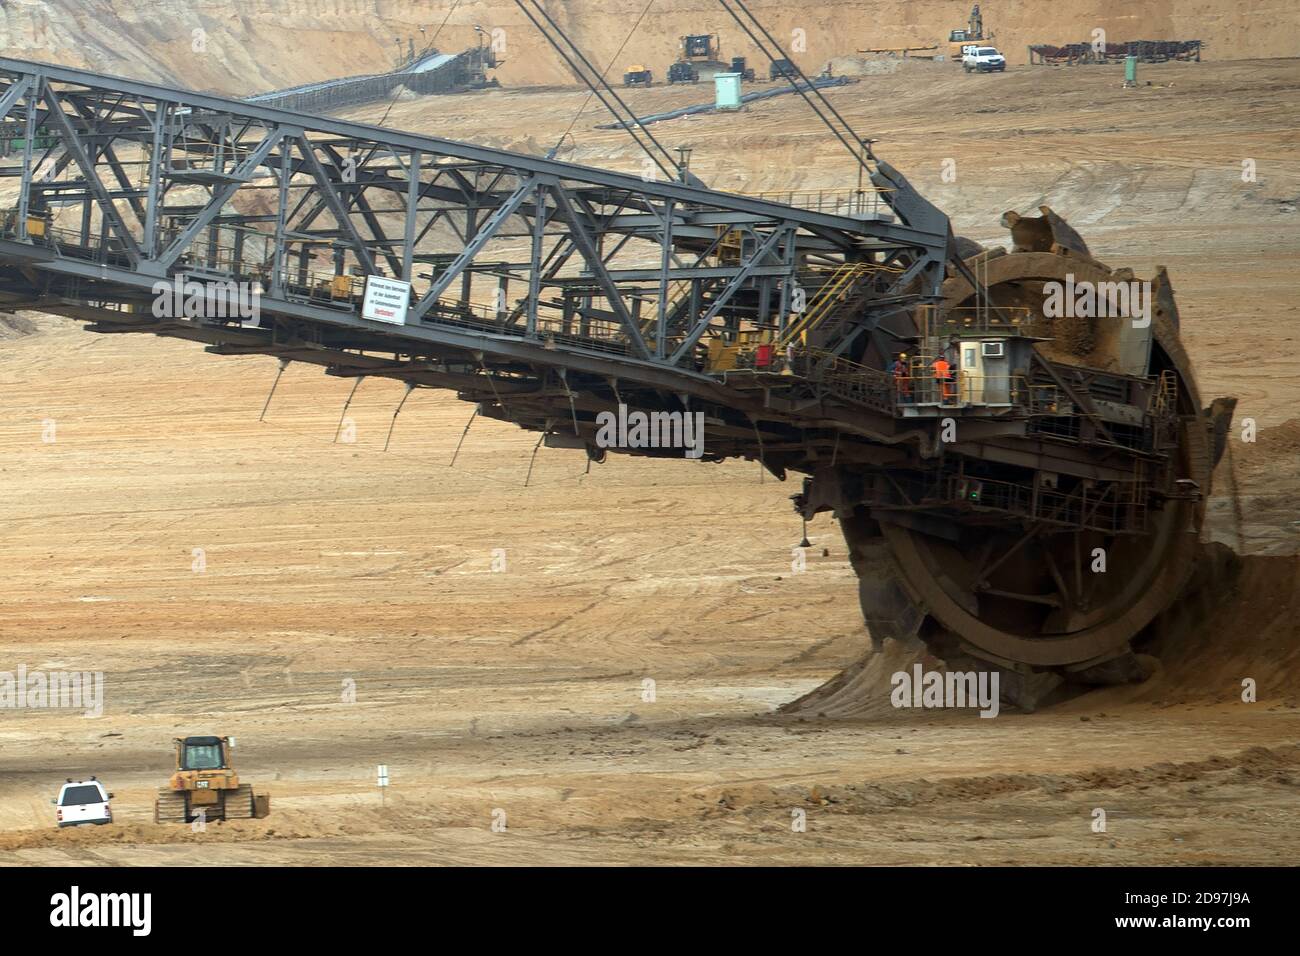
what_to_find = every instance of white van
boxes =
[53,778,114,827]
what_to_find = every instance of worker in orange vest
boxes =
[931,353,956,405]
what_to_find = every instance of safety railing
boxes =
[893,370,1059,412]
[1,209,638,355]
[882,472,1148,535]
[721,344,1064,418]
[275,268,364,309]
[12,220,141,269]
[747,186,893,219]
[929,306,1036,335]
[171,237,275,281]
[270,266,636,353]
[945,473,1147,534]
[775,348,897,415]
[819,353,896,414]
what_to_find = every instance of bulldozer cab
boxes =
[177,735,229,771]
[682,34,718,61]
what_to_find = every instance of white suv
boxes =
[963,47,1007,73]
[53,778,114,827]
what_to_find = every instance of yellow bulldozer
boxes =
[154,735,268,823]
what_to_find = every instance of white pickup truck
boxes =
[52,778,114,827]
[962,46,1007,73]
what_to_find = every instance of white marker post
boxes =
[377,764,390,807]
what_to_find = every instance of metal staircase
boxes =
[778,262,870,349]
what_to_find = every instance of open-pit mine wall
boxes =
[1,1,1296,97]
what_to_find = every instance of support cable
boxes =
[383,382,417,451]
[717,0,874,173]
[513,0,679,183]
[557,367,582,437]
[259,358,291,422]
[333,376,364,442]
[555,0,658,148]
[375,0,463,129]
[524,431,546,487]
[449,407,479,467]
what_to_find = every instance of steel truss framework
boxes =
[0,56,1168,497]
[0,56,970,469]
[0,61,944,355]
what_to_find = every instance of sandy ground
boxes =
[1,59,1298,865]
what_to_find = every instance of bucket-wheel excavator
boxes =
[0,28,1231,712]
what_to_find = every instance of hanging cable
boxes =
[513,0,679,182]
[333,376,364,442]
[524,431,546,487]
[375,0,464,129]
[717,0,874,174]
[449,407,479,467]
[555,0,658,149]
[259,358,291,421]
[557,368,581,436]
[383,382,417,451]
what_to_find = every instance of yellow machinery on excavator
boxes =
[947,3,994,61]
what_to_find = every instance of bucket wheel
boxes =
[799,211,1231,713]
[886,238,1213,675]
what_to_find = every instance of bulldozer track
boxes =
[223,785,257,820]
[153,790,188,824]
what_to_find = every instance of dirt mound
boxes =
[1209,420,1300,556]
[1244,418,1300,463]
[781,638,929,719]
[0,314,39,339]
[782,544,1299,718]
[1138,545,1300,705]
[824,54,946,77]
[0,817,339,852]
[721,741,1300,815]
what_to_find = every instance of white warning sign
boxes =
[362,275,412,325]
